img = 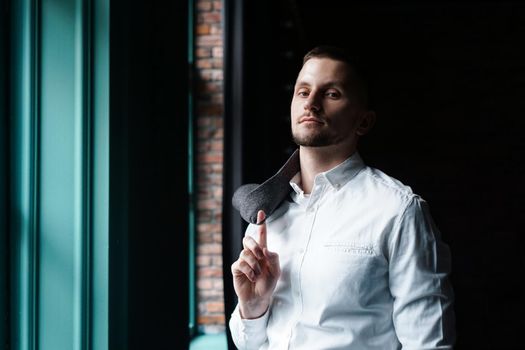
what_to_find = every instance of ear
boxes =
[356,110,376,136]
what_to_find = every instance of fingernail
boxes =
[257,210,265,224]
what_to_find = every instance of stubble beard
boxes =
[291,126,343,147]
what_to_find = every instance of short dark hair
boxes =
[303,46,369,108]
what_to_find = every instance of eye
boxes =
[325,90,340,98]
[296,88,309,97]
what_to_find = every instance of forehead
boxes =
[296,58,352,87]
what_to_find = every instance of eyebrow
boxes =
[294,80,346,89]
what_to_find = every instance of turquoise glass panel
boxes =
[10,0,39,348]
[9,0,109,349]
[1,1,8,346]
[38,0,86,348]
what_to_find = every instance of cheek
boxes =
[330,111,359,132]
[290,100,302,120]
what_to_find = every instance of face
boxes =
[291,57,366,148]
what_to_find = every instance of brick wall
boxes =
[194,0,225,334]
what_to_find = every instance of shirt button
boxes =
[334,183,341,189]
[308,207,315,213]
[298,248,305,254]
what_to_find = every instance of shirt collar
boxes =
[289,151,365,196]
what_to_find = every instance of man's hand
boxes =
[231,210,281,319]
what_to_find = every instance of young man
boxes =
[229,46,455,349]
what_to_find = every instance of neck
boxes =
[299,142,356,194]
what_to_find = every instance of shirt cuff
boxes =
[229,303,270,350]
[232,303,270,331]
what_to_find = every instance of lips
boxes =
[299,116,324,124]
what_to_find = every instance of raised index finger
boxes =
[257,210,267,249]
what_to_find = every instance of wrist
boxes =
[239,298,270,319]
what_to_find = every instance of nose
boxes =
[304,91,321,113]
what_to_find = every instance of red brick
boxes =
[211,58,223,69]
[197,199,219,210]
[198,243,222,255]
[197,209,212,222]
[197,127,222,140]
[213,128,224,138]
[195,0,224,330]
[204,185,223,198]
[197,127,218,139]
[206,302,225,313]
[197,177,222,187]
[212,46,223,58]
[196,59,212,69]
[197,81,222,94]
[197,68,223,81]
[197,116,212,126]
[196,34,223,46]
[198,12,221,24]
[213,279,223,289]
[196,255,212,266]
[195,47,212,58]
[197,223,222,233]
[212,233,222,243]
[198,267,223,278]
[199,289,223,298]
[198,233,215,244]
[210,25,222,35]
[198,142,223,153]
[196,170,219,181]
[211,167,223,176]
[197,153,223,163]
[197,279,213,290]
[213,186,223,197]
[196,1,212,11]
[197,315,225,324]
[212,255,223,266]
[196,102,223,116]
[210,116,223,127]
[197,142,211,152]
[211,93,223,104]
[196,24,211,35]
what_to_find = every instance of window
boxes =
[2,1,191,349]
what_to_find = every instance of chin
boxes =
[293,134,335,147]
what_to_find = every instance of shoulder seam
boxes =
[361,167,416,201]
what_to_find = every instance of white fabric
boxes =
[229,152,455,349]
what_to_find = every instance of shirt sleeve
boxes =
[229,303,270,350]
[388,196,456,349]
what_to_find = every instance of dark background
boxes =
[109,1,190,348]
[230,1,525,349]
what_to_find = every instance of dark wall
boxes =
[240,1,525,348]
[241,1,302,183]
[110,1,190,349]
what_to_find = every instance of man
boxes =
[229,46,455,349]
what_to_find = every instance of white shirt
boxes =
[229,152,455,349]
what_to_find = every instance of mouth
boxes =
[299,116,324,124]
